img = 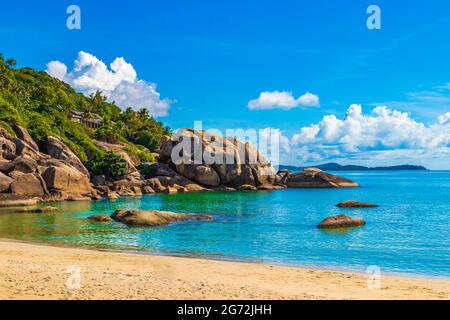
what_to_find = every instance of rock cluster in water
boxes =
[278,168,359,188]
[110,209,212,227]
[1,126,360,207]
[157,130,284,191]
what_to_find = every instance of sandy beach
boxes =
[0,240,448,300]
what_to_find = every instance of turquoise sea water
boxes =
[0,171,449,278]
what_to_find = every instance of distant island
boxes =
[278,163,428,172]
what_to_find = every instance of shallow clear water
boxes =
[0,171,449,277]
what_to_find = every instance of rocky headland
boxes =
[0,126,359,207]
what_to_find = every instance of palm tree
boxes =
[138,108,150,121]
[6,58,17,69]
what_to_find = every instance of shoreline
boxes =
[2,237,448,282]
[0,239,449,300]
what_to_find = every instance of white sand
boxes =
[0,240,448,300]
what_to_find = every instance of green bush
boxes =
[89,151,128,178]
[124,144,156,163]
[133,129,162,151]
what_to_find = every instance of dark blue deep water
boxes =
[0,171,449,277]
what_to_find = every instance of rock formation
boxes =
[13,125,40,152]
[1,125,362,207]
[44,136,90,177]
[278,168,359,188]
[337,200,379,208]
[88,214,112,222]
[158,129,281,190]
[0,126,94,206]
[317,214,366,229]
[111,209,212,227]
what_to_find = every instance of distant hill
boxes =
[278,163,428,172]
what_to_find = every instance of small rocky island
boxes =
[317,215,366,229]
[110,209,212,227]
[0,126,359,207]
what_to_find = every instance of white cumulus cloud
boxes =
[46,61,67,81]
[287,105,450,164]
[438,112,450,125]
[45,51,171,117]
[248,91,319,110]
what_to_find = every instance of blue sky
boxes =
[1,0,450,168]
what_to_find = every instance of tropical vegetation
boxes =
[0,53,170,177]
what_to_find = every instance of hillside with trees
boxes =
[0,53,170,177]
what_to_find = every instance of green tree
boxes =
[6,58,17,69]
[90,151,128,178]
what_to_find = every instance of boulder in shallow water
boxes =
[337,200,379,208]
[16,206,58,213]
[317,214,366,229]
[88,214,112,222]
[285,168,359,188]
[0,194,41,207]
[111,209,212,227]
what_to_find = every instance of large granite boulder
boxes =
[176,163,221,187]
[283,168,359,188]
[11,137,43,159]
[0,126,95,205]
[160,129,278,190]
[139,162,207,192]
[10,173,45,197]
[317,214,366,229]
[44,137,90,177]
[111,209,212,227]
[0,160,13,174]
[9,155,38,174]
[158,135,174,164]
[13,125,39,152]
[42,163,92,197]
[0,172,13,192]
[0,136,16,160]
[138,162,175,178]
